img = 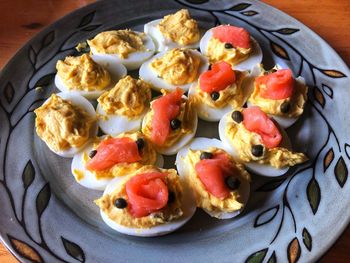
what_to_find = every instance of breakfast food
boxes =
[219,106,308,176]
[96,76,152,136]
[88,29,155,70]
[189,61,249,121]
[141,88,197,155]
[95,165,196,236]
[176,138,250,219]
[71,132,163,190]
[144,9,201,51]
[139,48,208,92]
[54,54,127,99]
[200,25,262,71]
[247,65,308,128]
[34,92,98,157]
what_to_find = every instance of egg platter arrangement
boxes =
[34,9,308,237]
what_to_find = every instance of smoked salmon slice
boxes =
[212,25,251,49]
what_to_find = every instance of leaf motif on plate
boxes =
[271,42,290,60]
[345,143,350,160]
[78,11,96,28]
[81,24,101,32]
[229,3,251,11]
[275,28,300,35]
[321,84,333,99]
[334,157,348,188]
[41,31,55,49]
[36,183,51,218]
[8,235,43,263]
[240,11,258,16]
[34,73,56,88]
[22,160,35,189]
[313,86,325,108]
[3,82,15,104]
[62,237,86,262]
[320,69,346,78]
[245,248,268,263]
[28,46,37,65]
[256,178,285,192]
[254,205,279,227]
[287,238,301,263]
[267,251,276,263]
[302,228,312,251]
[306,178,321,215]
[323,148,334,172]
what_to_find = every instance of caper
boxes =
[170,119,181,130]
[89,150,97,159]
[225,176,241,190]
[251,145,264,157]
[200,152,213,160]
[231,111,243,123]
[224,43,233,49]
[135,138,145,151]
[114,198,127,209]
[168,191,176,204]
[280,101,291,113]
[211,91,220,101]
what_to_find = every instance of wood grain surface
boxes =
[0,0,349,262]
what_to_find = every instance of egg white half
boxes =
[139,49,209,92]
[89,32,155,70]
[176,137,250,219]
[199,29,263,72]
[71,139,164,191]
[40,92,98,158]
[99,170,196,236]
[54,58,127,100]
[144,19,201,52]
[218,112,292,177]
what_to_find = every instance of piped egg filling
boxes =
[95,165,183,228]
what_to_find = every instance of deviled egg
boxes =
[141,88,197,155]
[54,54,127,99]
[189,61,249,121]
[139,48,208,92]
[200,25,262,71]
[219,106,308,177]
[34,92,98,158]
[176,137,250,219]
[96,76,152,136]
[247,65,308,128]
[71,132,164,190]
[144,9,201,51]
[88,29,155,70]
[95,165,196,237]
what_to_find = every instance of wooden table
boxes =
[0,0,349,262]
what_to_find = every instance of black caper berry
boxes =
[251,145,264,157]
[208,64,212,70]
[280,101,291,113]
[168,191,176,204]
[200,152,213,160]
[114,198,127,209]
[225,176,241,190]
[89,150,97,159]
[271,68,278,73]
[135,138,145,151]
[224,43,233,49]
[231,111,243,123]
[211,91,220,101]
[170,119,181,130]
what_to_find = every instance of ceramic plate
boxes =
[0,0,349,262]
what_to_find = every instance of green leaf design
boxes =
[62,237,85,262]
[256,178,285,192]
[81,24,102,32]
[307,178,321,214]
[22,160,35,189]
[78,11,96,27]
[3,82,14,104]
[287,238,301,263]
[240,10,258,16]
[321,84,333,99]
[254,205,279,227]
[36,183,51,218]
[267,251,276,263]
[245,248,268,263]
[275,28,300,35]
[229,3,251,11]
[41,31,55,48]
[320,69,346,78]
[323,148,334,172]
[8,234,43,263]
[302,228,312,251]
[313,87,325,108]
[34,73,56,88]
[271,42,290,60]
[335,157,348,188]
